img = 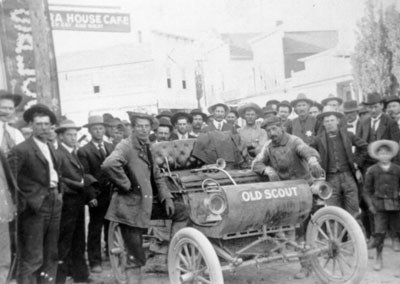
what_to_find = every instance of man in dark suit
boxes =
[343,100,362,135]
[77,115,115,273]
[170,112,196,140]
[201,103,237,133]
[8,104,61,284]
[55,119,90,283]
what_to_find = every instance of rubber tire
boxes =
[168,227,224,284]
[108,221,127,284]
[306,206,368,284]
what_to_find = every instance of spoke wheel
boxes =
[108,221,127,284]
[306,206,367,284]
[168,227,224,284]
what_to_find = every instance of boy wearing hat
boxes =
[363,140,400,271]
[0,90,24,154]
[78,115,115,273]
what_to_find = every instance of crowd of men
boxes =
[0,88,400,283]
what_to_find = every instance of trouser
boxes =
[119,201,188,268]
[56,194,89,284]
[0,222,11,283]
[17,190,62,284]
[88,202,109,267]
[326,171,359,217]
[374,211,400,234]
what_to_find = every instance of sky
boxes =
[48,0,385,55]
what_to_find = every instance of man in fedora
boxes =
[55,120,91,283]
[311,106,367,218]
[102,112,188,284]
[202,103,237,133]
[8,104,61,283]
[238,103,268,157]
[343,100,361,135]
[77,115,115,273]
[0,90,24,154]
[189,109,207,137]
[153,117,175,142]
[170,112,195,140]
[321,94,343,111]
[287,93,316,145]
[384,95,400,126]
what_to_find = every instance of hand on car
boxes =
[165,199,175,217]
[88,199,98,207]
[264,167,280,182]
[309,160,324,179]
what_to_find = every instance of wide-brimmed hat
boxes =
[363,92,382,105]
[207,102,229,114]
[55,119,81,133]
[238,103,262,118]
[321,94,343,106]
[127,111,159,130]
[368,139,399,160]
[171,112,193,125]
[190,108,208,121]
[0,90,22,107]
[23,104,57,125]
[383,95,400,107]
[157,117,173,131]
[261,116,282,129]
[343,100,361,113]
[83,115,106,128]
[277,100,292,113]
[317,105,344,120]
[156,110,173,120]
[291,93,313,107]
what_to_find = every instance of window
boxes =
[167,78,172,88]
[182,80,186,89]
[93,85,100,93]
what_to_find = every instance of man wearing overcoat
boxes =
[102,112,188,284]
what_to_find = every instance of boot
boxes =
[367,235,378,249]
[126,267,142,284]
[294,267,311,279]
[373,234,384,271]
[392,235,400,252]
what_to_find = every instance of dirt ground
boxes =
[87,239,400,284]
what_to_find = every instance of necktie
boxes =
[98,143,107,160]
[371,119,378,133]
[1,123,15,154]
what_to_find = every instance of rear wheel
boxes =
[108,221,127,284]
[168,227,224,284]
[306,206,367,284]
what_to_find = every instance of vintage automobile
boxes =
[108,139,368,284]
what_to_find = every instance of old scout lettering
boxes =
[241,187,298,202]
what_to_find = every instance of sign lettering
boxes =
[241,187,298,202]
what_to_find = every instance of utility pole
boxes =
[28,0,61,116]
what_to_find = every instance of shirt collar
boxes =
[61,142,75,153]
[244,123,258,129]
[371,113,382,122]
[213,120,223,129]
[33,136,47,147]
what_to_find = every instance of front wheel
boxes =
[168,227,224,284]
[306,206,367,284]
[108,221,127,284]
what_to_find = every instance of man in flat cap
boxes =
[237,103,268,157]
[78,115,115,273]
[8,104,61,283]
[0,90,24,155]
[102,112,188,284]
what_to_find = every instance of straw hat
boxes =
[55,119,81,133]
[368,140,399,160]
[237,103,262,118]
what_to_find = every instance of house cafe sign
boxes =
[50,10,131,33]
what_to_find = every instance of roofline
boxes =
[151,29,195,42]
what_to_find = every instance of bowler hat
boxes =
[157,117,173,131]
[207,102,229,114]
[383,95,400,107]
[23,104,57,125]
[127,112,159,130]
[343,100,361,113]
[156,110,173,120]
[190,109,208,121]
[238,103,262,118]
[321,94,343,106]
[83,115,106,128]
[55,119,81,133]
[261,116,282,129]
[363,92,382,105]
[291,93,313,107]
[277,100,292,113]
[317,105,344,120]
[171,112,193,126]
[0,90,22,107]
[368,139,399,161]
[262,105,277,116]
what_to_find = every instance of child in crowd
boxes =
[363,140,400,271]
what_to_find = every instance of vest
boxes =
[326,133,350,173]
[292,116,316,145]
